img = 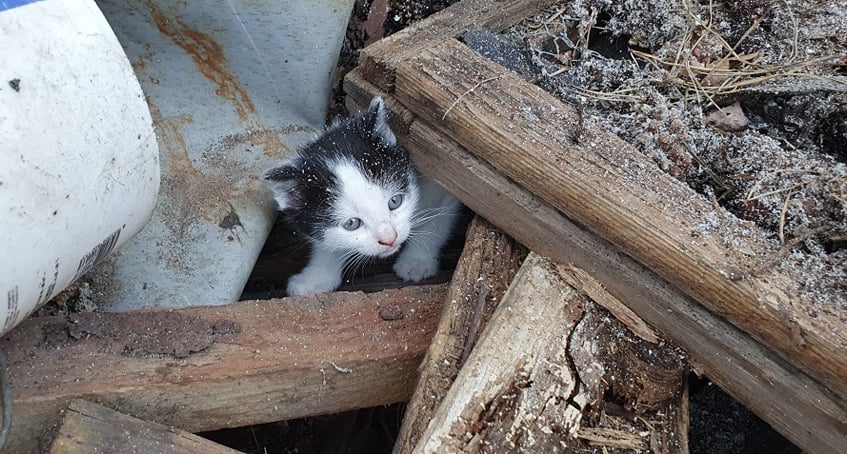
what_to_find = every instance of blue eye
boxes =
[388,194,404,210]
[342,218,361,230]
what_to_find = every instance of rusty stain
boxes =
[145,1,289,157]
[147,1,255,121]
[131,57,147,71]
[205,126,311,160]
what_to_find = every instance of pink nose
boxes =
[376,224,397,246]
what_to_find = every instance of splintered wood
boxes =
[2,285,446,454]
[394,217,526,453]
[50,400,240,454]
[414,254,686,453]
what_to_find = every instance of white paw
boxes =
[393,254,439,282]
[287,271,337,296]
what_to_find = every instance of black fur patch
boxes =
[264,100,414,240]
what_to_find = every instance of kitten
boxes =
[264,97,462,296]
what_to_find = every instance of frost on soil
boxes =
[498,0,846,310]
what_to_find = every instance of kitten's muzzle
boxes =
[375,223,397,247]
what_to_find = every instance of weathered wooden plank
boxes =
[415,254,588,452]
[393,217,525,454]
[50,399,241,454]
[344,72,847,454]
[358,0,550,92]
[414,254,685,453]
[2,285,446,454]
[394,37,847,400]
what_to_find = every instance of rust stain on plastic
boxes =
[147,1,255,120]
[145,2,287,156]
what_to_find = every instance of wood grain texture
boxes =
[358,0,550,92]
[2,285,446,454]
[414,254,685,453]
[345,70,847,454]
[414,254,590,453]
[394,38,847,400]
[393,217,526,454]
[50,399,241,454]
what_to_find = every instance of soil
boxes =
[488,0,847,310]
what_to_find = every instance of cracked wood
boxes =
[49,399,241,454]
[393,217,526,454]
[344,67,847,454]
[414,254,685,453]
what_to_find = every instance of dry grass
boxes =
[630,0,846,107]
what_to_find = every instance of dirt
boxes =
[487,0,846,310]
[34,281,97,317]
[41,310,240,358]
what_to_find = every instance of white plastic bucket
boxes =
[0,0,160,334]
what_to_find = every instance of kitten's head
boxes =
[264,97,418,258]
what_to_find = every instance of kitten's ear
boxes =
[363,97,397,147]
[263,160,300,210]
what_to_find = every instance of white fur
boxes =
[393,176,461,282]
[284,98,460,296]
[287,243,345,295]
[321,160,417,257]
[286,159,422,296]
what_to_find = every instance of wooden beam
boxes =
[344,73,847,454]
[393,217,526,454]
[358,0,550,92]
[415,254,588,452]
[50,399,241,454]
[393,38,847,400]
[2,285,446,454]
[414,254,685,452]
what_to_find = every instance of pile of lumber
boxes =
[344,0,847,452]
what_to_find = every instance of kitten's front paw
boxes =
[393,254,439,282]
[287,272,336,296]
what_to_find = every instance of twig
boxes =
[443,75,504,120]
[778,190,796,244]
[748,225,834,277]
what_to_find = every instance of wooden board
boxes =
[393,217,525,453]
[50,399,241,454]
[415,254,589,452]
[414,254,686,452]
[342,73,847,454]
[358,0,550,92]
[393,38,847,401]
[2,285,446,454]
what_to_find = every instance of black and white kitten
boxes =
[264,97,461,296]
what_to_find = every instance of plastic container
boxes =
[0,0,160,334]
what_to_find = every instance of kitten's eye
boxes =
[342,218,362,230]
[388,194,404,210]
